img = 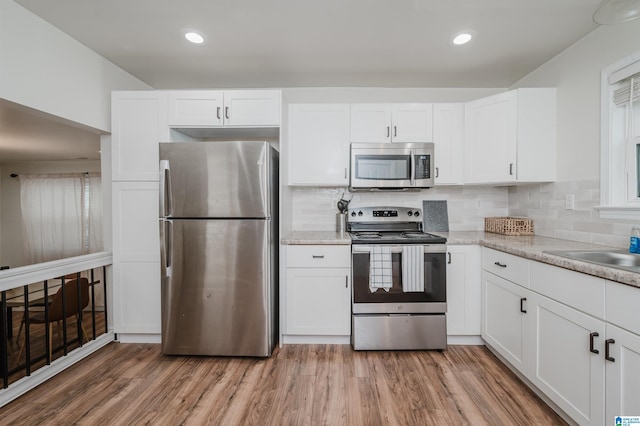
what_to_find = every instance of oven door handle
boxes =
[352,245,446,254]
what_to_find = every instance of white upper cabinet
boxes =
[167,90,281,127]
[433,103,464,185]
[464,88,556,184]
[288,104,351,186]
[350,103,433,143]
[111,91,169,181]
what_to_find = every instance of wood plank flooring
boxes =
[0,343,567,425]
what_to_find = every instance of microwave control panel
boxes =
[414,155,431,179]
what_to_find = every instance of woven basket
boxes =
[484,217,534,236]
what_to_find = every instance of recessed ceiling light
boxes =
[184,31,205,44]
[450,30,476,46]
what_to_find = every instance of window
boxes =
[19,172,102,264]
[598,51,640,219]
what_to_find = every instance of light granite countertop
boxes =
[282,230,640,288]
[436,231,640,288]
[281,231,352,245]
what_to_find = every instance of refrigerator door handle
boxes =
[160,219,173,278]
[159,159,173,217]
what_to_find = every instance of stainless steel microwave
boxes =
[349,142,435,191]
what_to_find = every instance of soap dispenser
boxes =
[630,225,640,253]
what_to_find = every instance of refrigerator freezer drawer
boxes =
[352,314,447,350]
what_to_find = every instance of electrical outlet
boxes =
[565,194,575,210]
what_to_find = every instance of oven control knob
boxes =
[407,211,413,217]
[351,211,356,217]
[358,211,363,216]
[397,305,403,311]
[413,211,420,217]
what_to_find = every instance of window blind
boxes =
[613,73,640,107]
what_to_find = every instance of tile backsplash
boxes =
[291,179,637,249]
[290,186,509,232]
[508,179,634,248]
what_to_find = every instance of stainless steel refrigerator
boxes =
[159,141,278,357]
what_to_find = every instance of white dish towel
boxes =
[369,246,392,292]
[402,246,424,292]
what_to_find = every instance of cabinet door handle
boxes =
[435,167,439,178]
[217,106,221,120]
[312,255,325,259]
[344,168,347,179]
[605,338,615,362]
[509,163,514,175]
[589,332,600,354]
[447,252,452,264]
[225,106,230,119]
[345,275,348,288]
[520,297,527,313]
[494,262,507,268]
[386,126,390,138]
[393,126,397,137]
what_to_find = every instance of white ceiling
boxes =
[2,0,605,162]
[0,100,101,164]
[15,0,602,89]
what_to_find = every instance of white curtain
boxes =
[20,173,102,264]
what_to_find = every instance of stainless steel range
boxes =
[348,206,447,350]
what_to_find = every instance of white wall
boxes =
[510,19,640,182]
[507,19,640,247]
[0,0,151,133]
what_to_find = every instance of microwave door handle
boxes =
[410,150,415,186]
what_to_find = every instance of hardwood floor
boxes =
[0,343,567,425]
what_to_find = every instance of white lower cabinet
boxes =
[528,291,605,425]
[286,268,350,335]
[446,245,481,335]
[284,245,351,338]
[482,248,640,426]
[481,270,531,375]
[605,324,640,421]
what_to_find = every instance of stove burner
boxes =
[355,232,382,238]
[401,232,424,237]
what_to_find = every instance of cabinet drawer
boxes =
[482,248,530,287]
[286,245,351,268]
[606,281,640,334]
[530,261,605,319]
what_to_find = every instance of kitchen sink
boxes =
[544,249,640,273]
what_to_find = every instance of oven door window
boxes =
[354,155,411,180]
[352,250,446,303]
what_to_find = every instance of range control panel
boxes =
[347,206,422,223]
